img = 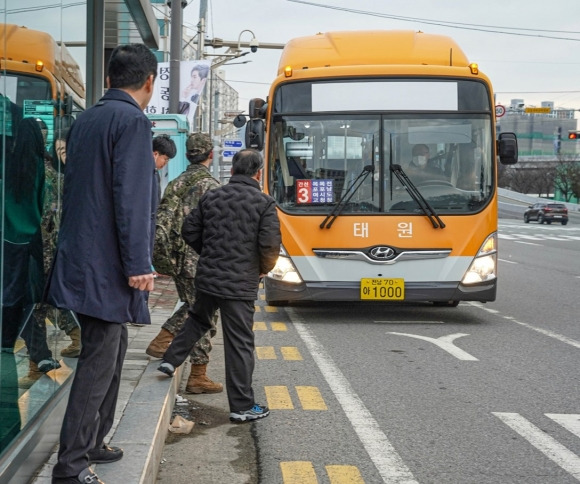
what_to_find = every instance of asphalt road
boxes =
[159,217,580,484]
[252,219,580,483]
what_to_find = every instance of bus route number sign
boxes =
[296,179,334,204]
[360,278,405,300]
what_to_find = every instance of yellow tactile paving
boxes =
[326,465,365,483]
[264,305,279,312]
[256,346,276,359]
[280,346,302,360]
[265,385,294,409]
[296,386,327,410]
[280,461,318,483]
[270,322,288,331]
[253,321,267,331]
[254,305,261,312]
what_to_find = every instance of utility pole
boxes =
[168,0,185,114]
[197,0,207,61]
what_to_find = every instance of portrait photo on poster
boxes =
[179,60,211,126]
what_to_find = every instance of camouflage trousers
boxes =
[162,275,218,365]
[34,304,79,335]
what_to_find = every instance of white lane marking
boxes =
[514,241,542,246]
[493,412,580,480]
[387,332,478,361]
[289,309,418,484]
[518,235,544,240]
[468,302,580,350]
[498,258,518,264]
[546,414,580,440]
[373,320,444,324]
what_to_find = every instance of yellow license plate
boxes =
[360,278,405,300]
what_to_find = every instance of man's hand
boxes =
[128,273,155,292]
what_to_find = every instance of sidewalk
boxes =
[32,275,188,484]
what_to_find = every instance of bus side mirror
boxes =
[498,132,518,165]
[245,119,265,150]
[249,98,267,119]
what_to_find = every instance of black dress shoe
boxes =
[87,444,123,464]
[52,467,104,483]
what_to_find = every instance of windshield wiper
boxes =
[320,165,374,229]
[390,164,445,229]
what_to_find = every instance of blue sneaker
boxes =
[157,361,175,377]
[229,404,270,423]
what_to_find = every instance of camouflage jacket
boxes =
[41,161,63,274]
[153,163,220,277]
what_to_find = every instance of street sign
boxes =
[525,107,551,114]
[223,139,243,148]
[495,105,506,118]
[222,150,238,160]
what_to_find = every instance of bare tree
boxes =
[553,155,580,202]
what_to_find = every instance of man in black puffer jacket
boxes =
[158,149,281,423]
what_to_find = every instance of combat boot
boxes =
[146,328,174,358]
[19,358,60,389]
[185,364,223,394]
[18,361,42,389]
[61,327,81,358]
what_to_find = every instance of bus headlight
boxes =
[461,233,497,285]
[268,248,303,284]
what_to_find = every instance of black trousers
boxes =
[164,291,256,412]
[52,314,128,478]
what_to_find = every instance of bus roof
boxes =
[0,24,85,98]
[277,30,471,75]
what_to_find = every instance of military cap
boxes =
[186,132,213,155]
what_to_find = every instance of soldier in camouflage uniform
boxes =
[36,136,80,353]
[36,149,80,347]
[19,130,79,388]
[146,132,222,394]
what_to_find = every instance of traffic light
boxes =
[568,131,580,140]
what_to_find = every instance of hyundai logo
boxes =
[369,246,395,260]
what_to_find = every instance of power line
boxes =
[287,0,580,42]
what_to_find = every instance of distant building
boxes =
[497,99,578,158]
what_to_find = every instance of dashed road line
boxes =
[255,346,303,360]
[546,414,580,440]
[493,412,580,480]
[280,462,365,484]
[468,302,580,350]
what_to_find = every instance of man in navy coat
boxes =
[46,44,158,484]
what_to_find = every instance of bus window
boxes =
[269,116,380,212]
[386,116,493,213]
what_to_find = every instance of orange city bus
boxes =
[0,24,85,144]
[241,30,518,306]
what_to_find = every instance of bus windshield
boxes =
[268,79,494,217]
[0,73,52,139]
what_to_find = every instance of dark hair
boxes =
[153,134,177,159]
[8,117,44,202]
[50,127,70,171]
[190,63,209,80]
[107,44,158,90]
[232,149,263,176]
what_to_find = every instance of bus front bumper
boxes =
[263,277,496,305]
